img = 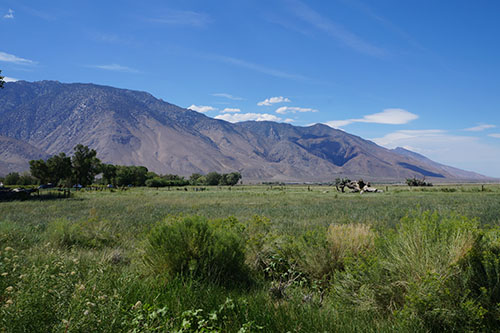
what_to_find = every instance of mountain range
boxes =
[0,81,490,182]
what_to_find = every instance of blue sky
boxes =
[1,0,500,177]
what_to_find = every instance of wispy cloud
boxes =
[221,108,241,113]
[215,113,282,123]
[341,0,426,52]
[188,105,216,113]
[0,51,35,65]
[258,96,291,106]
[3,8,14,19]
[284,0,386,57]
[211,54,309,81]
[275,106,317,114]
[87,63,139,73]
[149,9,211,27]
[489,133,500,139]
[325,108,418,128]
[465,124,496,132]
[211,93,244,101]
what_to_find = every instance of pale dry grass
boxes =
[327,224,375,265]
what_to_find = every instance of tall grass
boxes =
[2,186,500,331]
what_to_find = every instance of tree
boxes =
[205,172,222,186]
[115,165,149,186]
[101,164,117,185]
[30,159,50,184]
[72,144,101,186]
[221,172,241,186]
[189,173,204,185]
[4,172,20,185]
[0,70,4,89]
[46,153,72,185]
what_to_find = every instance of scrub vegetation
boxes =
[1,184,500,332]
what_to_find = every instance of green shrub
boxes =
[144,216,249,287]
[334,211,480,324]
[456,228,500,328]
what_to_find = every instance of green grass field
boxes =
[1,185,500,332]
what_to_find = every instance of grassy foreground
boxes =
[1,184,500,332]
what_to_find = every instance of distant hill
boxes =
[0,80,491,182]
[0,135,50,176]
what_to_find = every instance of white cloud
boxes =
[215,113,282,123]
[87,63,139,73]
[3,77,18,82]
[188,105,216,113]
[489,133,500,139]
[275,106,318,114]
[371,129,446,147]
[258,96,291,106]
[465,124,496,132]
[221,108,241,113]
[4,9,14,19]
[325,108,418,128]
[0,51,35,65]
[211,93,244,101]
[150,10,211,27]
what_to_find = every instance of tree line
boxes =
[0,144,242,187]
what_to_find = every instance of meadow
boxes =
[1,184,500,332]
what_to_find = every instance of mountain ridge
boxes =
[0,80,491,182]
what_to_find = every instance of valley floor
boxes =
[1,184,500,332]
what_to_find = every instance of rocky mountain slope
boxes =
[0,81,490,182]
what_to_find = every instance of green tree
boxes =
[189,173,204,185]
[72,144,101,186]
[4,172,20,185]
[222,172,241,186]
[0,69,4,89]
[29,159,50,184]
[18,172,37,185]
[46,153,72,185]
[101,164,117,185]
[205,172,222,186]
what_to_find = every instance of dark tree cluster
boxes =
[146,172,241,188]
[190,171,242,186]
[406,177,433,187]
[0,172,37,186]
[29,145,98,187]
[24,144,243,188]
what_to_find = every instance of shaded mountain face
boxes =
[0,81,489,181]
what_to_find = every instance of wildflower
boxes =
[6,286,13,292]
[1,273,7,277]
[86,302,96,307]
[4,247,14,252]
[4,299,13,308]
[70,271,76,276]
[84,310,89,316]
[76,284,85,291]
